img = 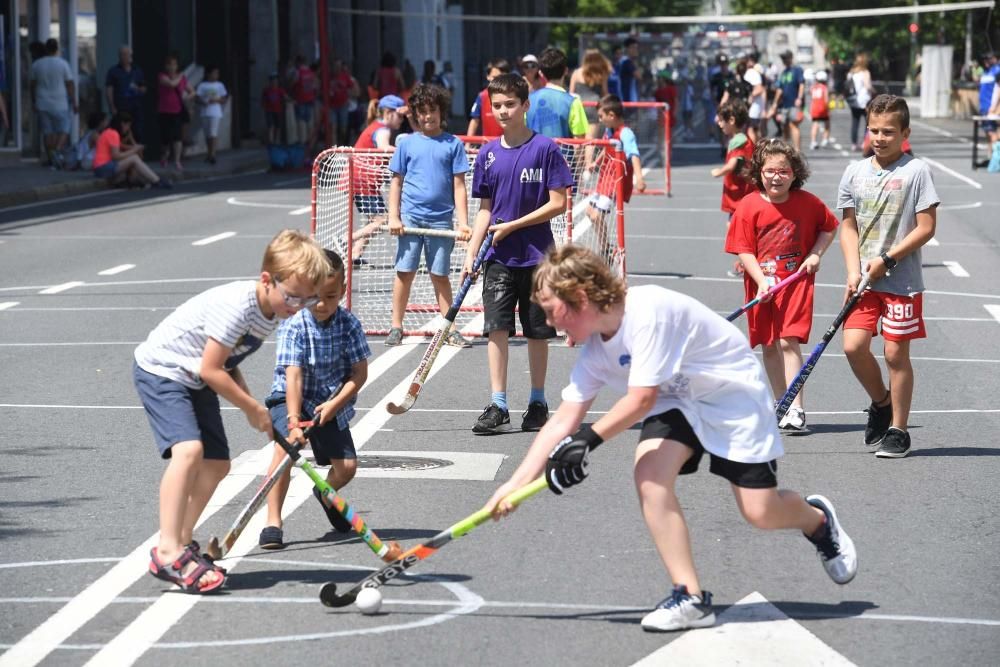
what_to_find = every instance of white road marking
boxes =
[225,196,300,209]
[927,237,940,246]
[984,305,1000,324]
[0,302,19,311]
[1,275,253,293]
[38,281,85,295]
[910,119,966,142]
[97,264,136,276]
[938,201,982,211]
[191,231,236,246]
[921,156,983,190]
[631,592,856,666]
[943,261,970,277]
[288,206,311,215]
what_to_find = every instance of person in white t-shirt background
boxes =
[743,53,767,144]
[29,38,77,168]
[484,244,858,633]
[195,65,228,164]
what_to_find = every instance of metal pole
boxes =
[907,0,919,97]
[964,10,972,70]
[317,0,331,148]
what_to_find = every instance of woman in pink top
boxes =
[94,111,171,189]
[158,55,193,170]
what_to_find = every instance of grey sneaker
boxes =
[445,330,472,348]
[864,395,892,448]
[641,585,715,632]
[805,494,858,585]
[472,403,510,435]
[384,327,403,346]
[875,427,911,458]
[520,401,549,432]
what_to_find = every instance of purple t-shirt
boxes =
[472,132,574,267]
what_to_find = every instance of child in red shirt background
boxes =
[724,139,838,435]
[261,73,289,145]
[711,99,755,277]
[809,70,831,150]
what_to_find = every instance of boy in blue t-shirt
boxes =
[462,73,575,435]
[385,83,473,348]
[258,250,372,549]
[771,50,805,151]
[527,47,588,140]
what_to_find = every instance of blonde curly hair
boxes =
[532,244,625,313]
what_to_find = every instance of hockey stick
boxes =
[775,275,872,421]
[385,229,496,415]
[271,426,403,562]
[725,271,806,322]
[204,421,315,561]
[398,227,460,239]
[318,437,604,608]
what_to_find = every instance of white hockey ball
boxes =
[356,587,383,615]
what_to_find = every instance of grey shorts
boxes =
[38,109,70,135]
[132,362,229,460]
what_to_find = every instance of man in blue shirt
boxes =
[978,52,1000,155]
[105,45,146,141]
[771,49,805,151]
[619,38,640,103]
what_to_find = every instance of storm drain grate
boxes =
[357,455,453,471]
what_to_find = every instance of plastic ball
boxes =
[356,587,383,615]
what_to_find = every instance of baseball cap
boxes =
[716,53,729,65]
[521,54,539,65]
[378,94,406,110]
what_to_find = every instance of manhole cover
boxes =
[357,455,452,471]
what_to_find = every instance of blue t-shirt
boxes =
[619,57,638,102]
[777,66,804,108]
[389,132,469,222]
[527,87,574,138]
[106,64,145,108]
[979,64,1000,114]
[472,132,574,267]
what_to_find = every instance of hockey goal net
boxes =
[312,137,626,337]
[582,100,672,196]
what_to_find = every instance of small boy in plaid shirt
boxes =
[259,250,372,549]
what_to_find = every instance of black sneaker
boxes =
[314,487,353,532]
[863,395,893,448]
[258,526,285,550]
[472,403,510,434]
[520,401,549,432]
[875,427,911,458]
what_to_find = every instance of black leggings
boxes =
[850,106,866,145]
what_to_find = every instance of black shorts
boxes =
[482,261,557,339]
[265,393,357,465]
[158,112,183,145]
[640,409,777,489]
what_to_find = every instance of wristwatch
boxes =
[880,251,897,271]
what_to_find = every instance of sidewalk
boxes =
[0,142,272,209]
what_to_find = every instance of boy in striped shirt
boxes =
[135,229,328,593]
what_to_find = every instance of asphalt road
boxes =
[1,112,998,666]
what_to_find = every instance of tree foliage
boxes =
[547,0,705,60]
[731,0,998,79]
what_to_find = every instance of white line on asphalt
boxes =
[191,231,236,246]
[0,344,416,667]
[630,233,723,241]
[984,305,1000,324]
[927,237,940,246]
[943,260,970,277]
[910,119,966,142]
[273,176,309,187]
[97,264,136,276]
[0,302,19,311]
[38,281,85,295]
[0,188,122,213]
[288,206,311,215]
[2,307,173,312]
[921,156,983,189]
[225,196,300,209]
[1,275,253,293]
[938,201,982,211]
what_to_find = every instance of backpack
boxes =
[844,76,858,107]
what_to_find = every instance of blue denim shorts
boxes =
[394,217,455,276]
[294,102,315,122]
[38,109,70,135]
[133,362,229,460]
[266,393,356,464]
[93,161,117,179]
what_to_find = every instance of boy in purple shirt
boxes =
[462,73,574,434]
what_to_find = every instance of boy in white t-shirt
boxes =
[484,245,857,632]
[195,65,228,164]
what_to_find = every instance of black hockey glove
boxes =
[546,425,603,495]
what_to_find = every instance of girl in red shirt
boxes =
[809,71,831,150]
[724,139,838,434]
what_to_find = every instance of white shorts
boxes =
[202,115,221,138]
[588,193,614,213]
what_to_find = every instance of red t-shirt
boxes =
[477,89,502,137]
[349,121,389,195]
[291,65,318,104]
[329,70,353,108]
[809,83,829,120]
[93,128,120,169]
[725,189,839,346]
[653,84,676,124]
[261,85,286,113]
[721,133,755,213]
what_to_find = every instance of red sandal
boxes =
[149,543,226,594]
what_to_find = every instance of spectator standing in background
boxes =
[157,54,193,171]
[607,45,623,98]
[846,53,874,152]
[466,58,511,136]
[106,45,146,142]
[196,65,228,165]
[521,54,547,93]
[262,72,289,145]
[30,38,76,168]
[329,59,359,147]
[374,51,404,98]
[289,55,318,146]
[619,37,640,103]
[569,49,612,139]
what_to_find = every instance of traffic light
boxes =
[909,22,920,34]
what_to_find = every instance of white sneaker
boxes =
[821,138,830,148]
[779,406,811,435]
[805,495,858,585]
[810,141,818,150]
[641,585,716,632]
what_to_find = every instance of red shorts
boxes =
[744,272,815,348]
[844,290,926,341]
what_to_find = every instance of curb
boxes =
[0,155,270,209]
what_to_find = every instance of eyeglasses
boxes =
[274,278,320,308]
[762,169,794,180]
